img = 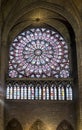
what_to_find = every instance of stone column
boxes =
[0,43,9,130]
[0,81,4,130]
[79,38,82,130]
[75,34,82,130]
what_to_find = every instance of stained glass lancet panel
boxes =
[8,28,70,78]
[46,86,49,100]
[21,85,24,99]
[6,85,10,99]
[6,82,73,100]
[66,84,73,100]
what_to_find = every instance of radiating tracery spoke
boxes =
[9,28,70,78]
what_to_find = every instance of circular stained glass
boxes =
[9,28,70,78]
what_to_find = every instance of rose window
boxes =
[7,27,73,100]
[9,28,70,78]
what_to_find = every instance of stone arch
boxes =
[6,118,23,130]
[56,120,74,130]
[2,0,81,45]
[29,119,48,130]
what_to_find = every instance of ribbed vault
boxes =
[1,0,82,46]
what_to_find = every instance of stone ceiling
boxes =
[1,0,82,45]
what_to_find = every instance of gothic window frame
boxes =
[6,26,73,101]
[56,120,74,130]
[6,118,23,130]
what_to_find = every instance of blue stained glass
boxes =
[14,85,16,99]
[24,86,27,99]
[35,86,38,100]
[17,85,20,99]
[66,85,72,100]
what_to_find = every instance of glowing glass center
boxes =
[34,49,42,56]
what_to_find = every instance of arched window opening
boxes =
[58,84,65,100]
[6,27,73,101]
[29,119,48,130]
[56,120,74,130]
[6,81,73,100]
[6,118,23,130]
[66,84,73,100]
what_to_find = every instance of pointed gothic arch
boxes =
[56,120,74,130]
[29,119,48,130]
[6,118,23,130]
[6,26,73,101]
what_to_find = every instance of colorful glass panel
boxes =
[23,85,27,99]
[8,28,70,78]
[46,86,49,100]
[13,85,16,99]
[66,84,72,100]
[21,85,24,99]
[6,82,73,100]
[6,84,10,99]
[35,86,38,100]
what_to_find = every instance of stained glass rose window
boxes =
[9,28,70,78]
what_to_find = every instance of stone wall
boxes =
[0,0,82,130]
[5,100,75,130]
